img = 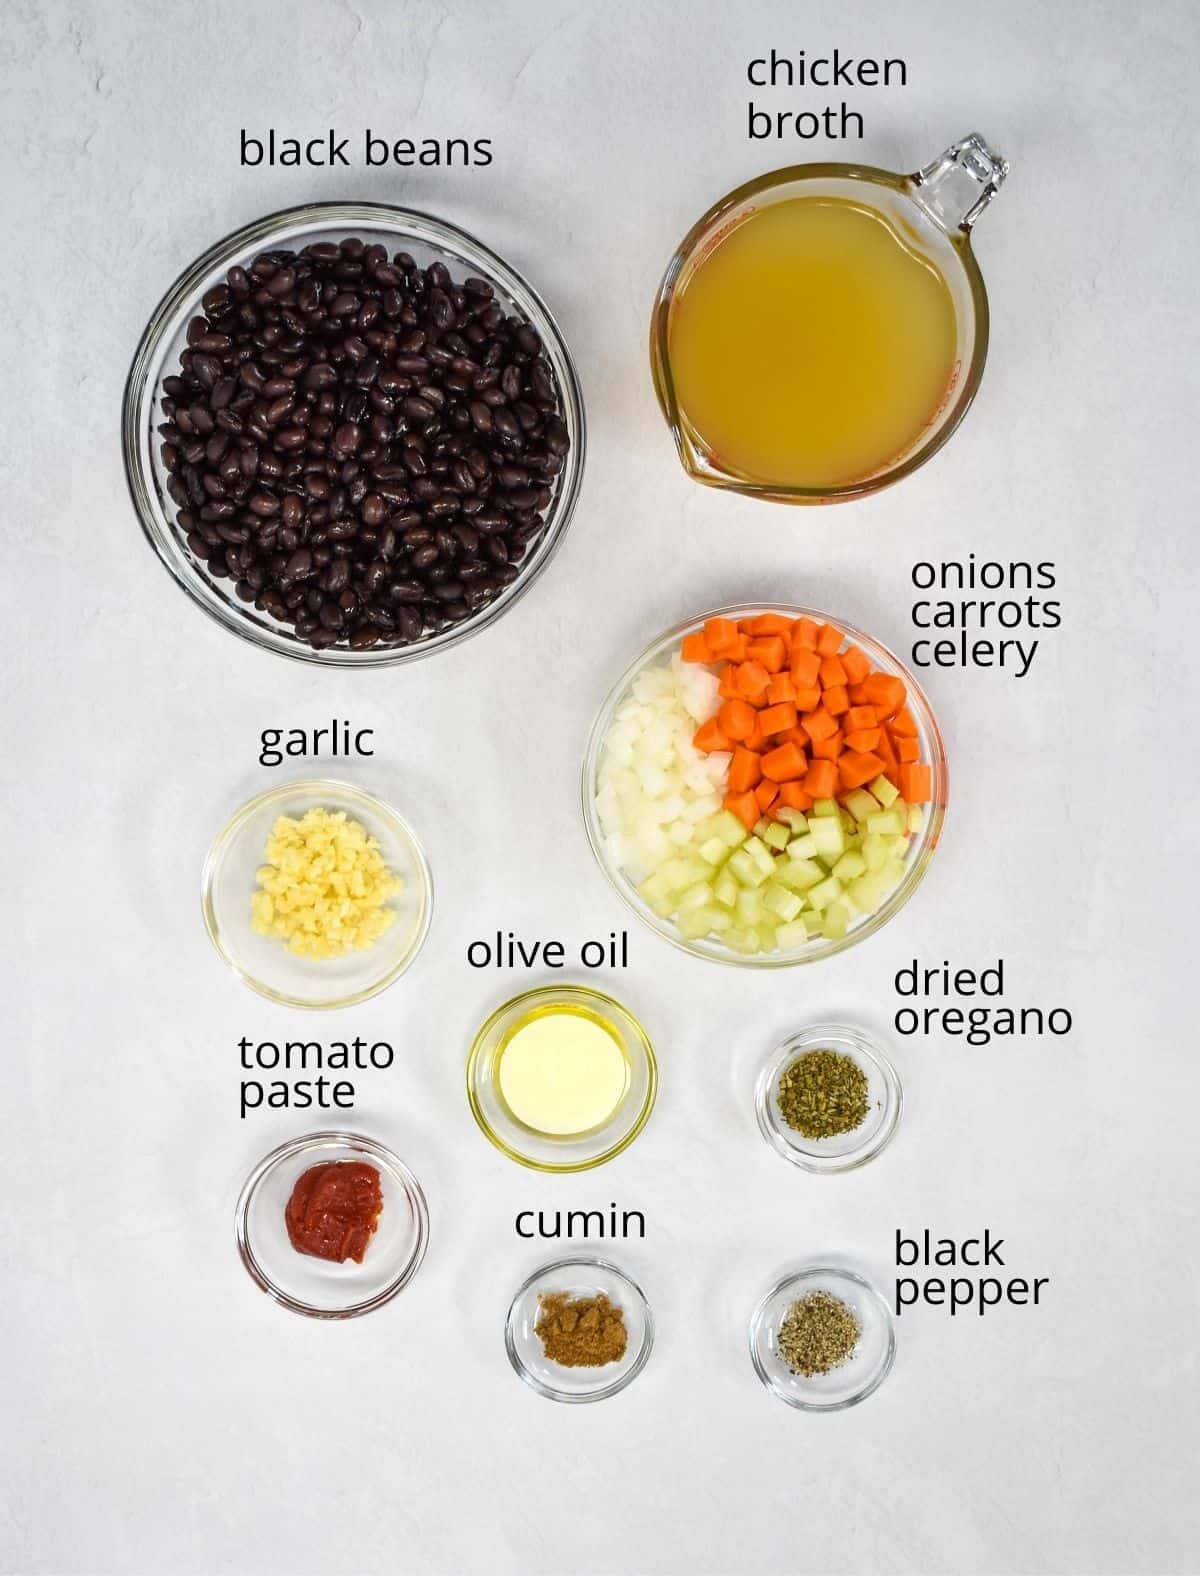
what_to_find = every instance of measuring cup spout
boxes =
[912,133,1009,233]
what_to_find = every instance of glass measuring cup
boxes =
[650,133,1009,504]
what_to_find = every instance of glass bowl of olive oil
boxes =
[466,985,657,1172]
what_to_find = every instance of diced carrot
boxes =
[844,727,882,753]
[839,751,887,791]
[840,644,871,685]
[874,726,899,776]
[803,760,838,798]
[778,726,810,752]
[791,683,821,711]
[889,705,918,738]
[861,672,907,717]
[735,660,772,703]
[758,701,798,737]
[823,685,850,716]
[810,731,843,761]
[704,617,740,657]
[728,747,762,794]
[899,763,933,803]
[750,633,785,671]
[776,783,814,811]
[847,682,870,705]
[800,708,838,744]
[765,673,795,705]
[761,741,808,782]
[749,613,793,637]
[747,636,787,673]
[730,634,750,661]
[755,780,780,814]
[718,667,740,700]
[693,718,732,752]
[724,790,760,830]
[743,718,767,752]
[815,622,843,656]
[717,700,756,742]
[792,617,820,650]
[845,705,878,731]
[818,655,847,688]
[680,631,712,663]
[790,648,821,687]
[895,733,920,763]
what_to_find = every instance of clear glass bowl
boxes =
[235,1130,430,1319]
[749,1265,895,1410]
[755,1023,902,1173]
[123,201,585,666]
[202,778,432,1008]
[505,1256,653,1403]
[467,985,657,1172]
[582,603,947,967]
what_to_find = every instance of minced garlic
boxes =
[250,808,402,959]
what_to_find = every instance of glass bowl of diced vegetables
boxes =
[581,604,947,966]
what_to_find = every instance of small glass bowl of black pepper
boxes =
[749,1265,895,1411]
[124,203,584,665]
[755,1022,902,1173]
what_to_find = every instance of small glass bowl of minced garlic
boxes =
[754,1022,901,1173]
[202,779,432,1008]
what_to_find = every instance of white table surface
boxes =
[4,2,1198,1572]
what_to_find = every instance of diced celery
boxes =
[907,804,925,834]
[763,821,791,852]
[811,798,840,818]
[677,907,714,940]
[774,918,810,950]
[775,856,824,892]
[735,888,764,925]
[728,850,767,888]
[714,810,751,847]
[725,927,761,954]
[803,910,825,935]
[861,833,889,873]
[697,836,728,866]
[763,883,803,922]
[810,818,845,861]
[844,788,880,825]
[787,833,818,859]
[757,921,780,951]
[775,808,809,834]
[833,850,866,882]
[866,811,904,836]
[850,872,890,912]
[807,875,844,911]
[753,817,773,840]
[745,837,776,877]
[678,881,713,912]
[713,869,739,909]
[667,819,695,846]
[821,896,854,940]
[870,774,900,808]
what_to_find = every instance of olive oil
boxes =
[667,195,958,489]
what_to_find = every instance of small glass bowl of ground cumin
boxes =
[505,1256,653,1403]
[755,1023,902,1173]
[749,1265,895,1410]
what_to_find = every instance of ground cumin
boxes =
[535,1291,628,1368]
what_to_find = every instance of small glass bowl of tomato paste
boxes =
[236,1131,429,1318]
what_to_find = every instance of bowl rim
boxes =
[122,199,586,666]
[201,775,433,1009]
[466,984,658,1172]
[504,1253,655,1403]
[649,162,990,503]
[749,1264,896,1410]
[754,1021,903,1173]
[581,602,948,968]
[235,1129,430,1319]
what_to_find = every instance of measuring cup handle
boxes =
[911,133,1010,233]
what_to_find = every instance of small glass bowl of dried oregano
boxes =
[754,1022,902,1173]
[505,1256,653,1403]
[749,1264,895,1410]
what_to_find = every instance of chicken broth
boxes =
[667,195,958,490]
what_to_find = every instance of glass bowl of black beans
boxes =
[124,203,584,664]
